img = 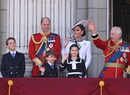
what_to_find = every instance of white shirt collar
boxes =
[47,61,54,66]
[10,51,16,55]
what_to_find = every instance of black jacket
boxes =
[1,51,25,78]
[40,62,58,78]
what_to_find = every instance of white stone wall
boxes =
[0,0,7,55]
[0,0,7,77]
[87,0,107,77]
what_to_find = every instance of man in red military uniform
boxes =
[87,21,130,78]
[29,17,61,77]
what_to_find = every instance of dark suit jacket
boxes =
[40,62,58,78]
[1,51,25,78]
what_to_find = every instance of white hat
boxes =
[69,20,88,34]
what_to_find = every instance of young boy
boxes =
[1,37,25,78]
[39,50,58,78]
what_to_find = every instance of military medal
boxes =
[120,57,124,62]
[49,43,53,48]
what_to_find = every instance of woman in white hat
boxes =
[62,21,91,76]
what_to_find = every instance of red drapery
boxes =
[0,78,130,95]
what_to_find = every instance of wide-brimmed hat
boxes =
[69,20,88,34]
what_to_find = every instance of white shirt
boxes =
[62,40,91,69]
[10,51,16,57]
[47,61,54,67]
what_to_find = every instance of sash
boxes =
[36,34,57,57]
[100,43,129,78]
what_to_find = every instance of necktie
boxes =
[51,64,54,69]
[12,53,15,58]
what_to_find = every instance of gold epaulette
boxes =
[123,41,130,46]
[32,35,44,44]
[32,31,50,44]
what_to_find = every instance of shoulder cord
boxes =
[32,34,48,53]
[32,31,50,44]
[32,35,44,44]
[102,39,118,58]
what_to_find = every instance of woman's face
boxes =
[73,26,83,38]
[70,47,79,57]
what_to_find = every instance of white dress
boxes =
[62,40,91,70]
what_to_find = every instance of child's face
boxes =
[6,39,16,51]
[70,47,79,57]
[46,55,56,64]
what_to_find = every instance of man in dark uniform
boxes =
[1,37,25,78]
[29,17,61,77]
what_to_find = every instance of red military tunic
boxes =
[29,31,61,76]
[92,34,130,78]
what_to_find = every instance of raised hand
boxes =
[62,53,68,63]
[39,66,45,74]
[87,20,96,34]
[63,37,70,49]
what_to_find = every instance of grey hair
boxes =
[112,26,122,36]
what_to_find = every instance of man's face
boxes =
[46,55,56,64]
[41,19,50,33]
[110,28,121,43]
[6,39,16,51]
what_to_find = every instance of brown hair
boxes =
[6,37,16,45]
[41,17,51,24]
[46,50,56,57]
[68,44,80,59]
[74,24,86,36]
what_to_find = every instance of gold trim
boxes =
[8,80,13,95]
[32,30,50,44]
[35,35,48,55]
[102,39,118,58]
[33,58,43,67]
[99,81,105,95]
[92,34,100,40]
[102,39,123,58]
[32,35,44,44]
[123,41,130,45]
[105,63,126,69]
[40,30,50,35]
[32,30,49,55]
[114,39,122,45]
[35,41,44,55]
